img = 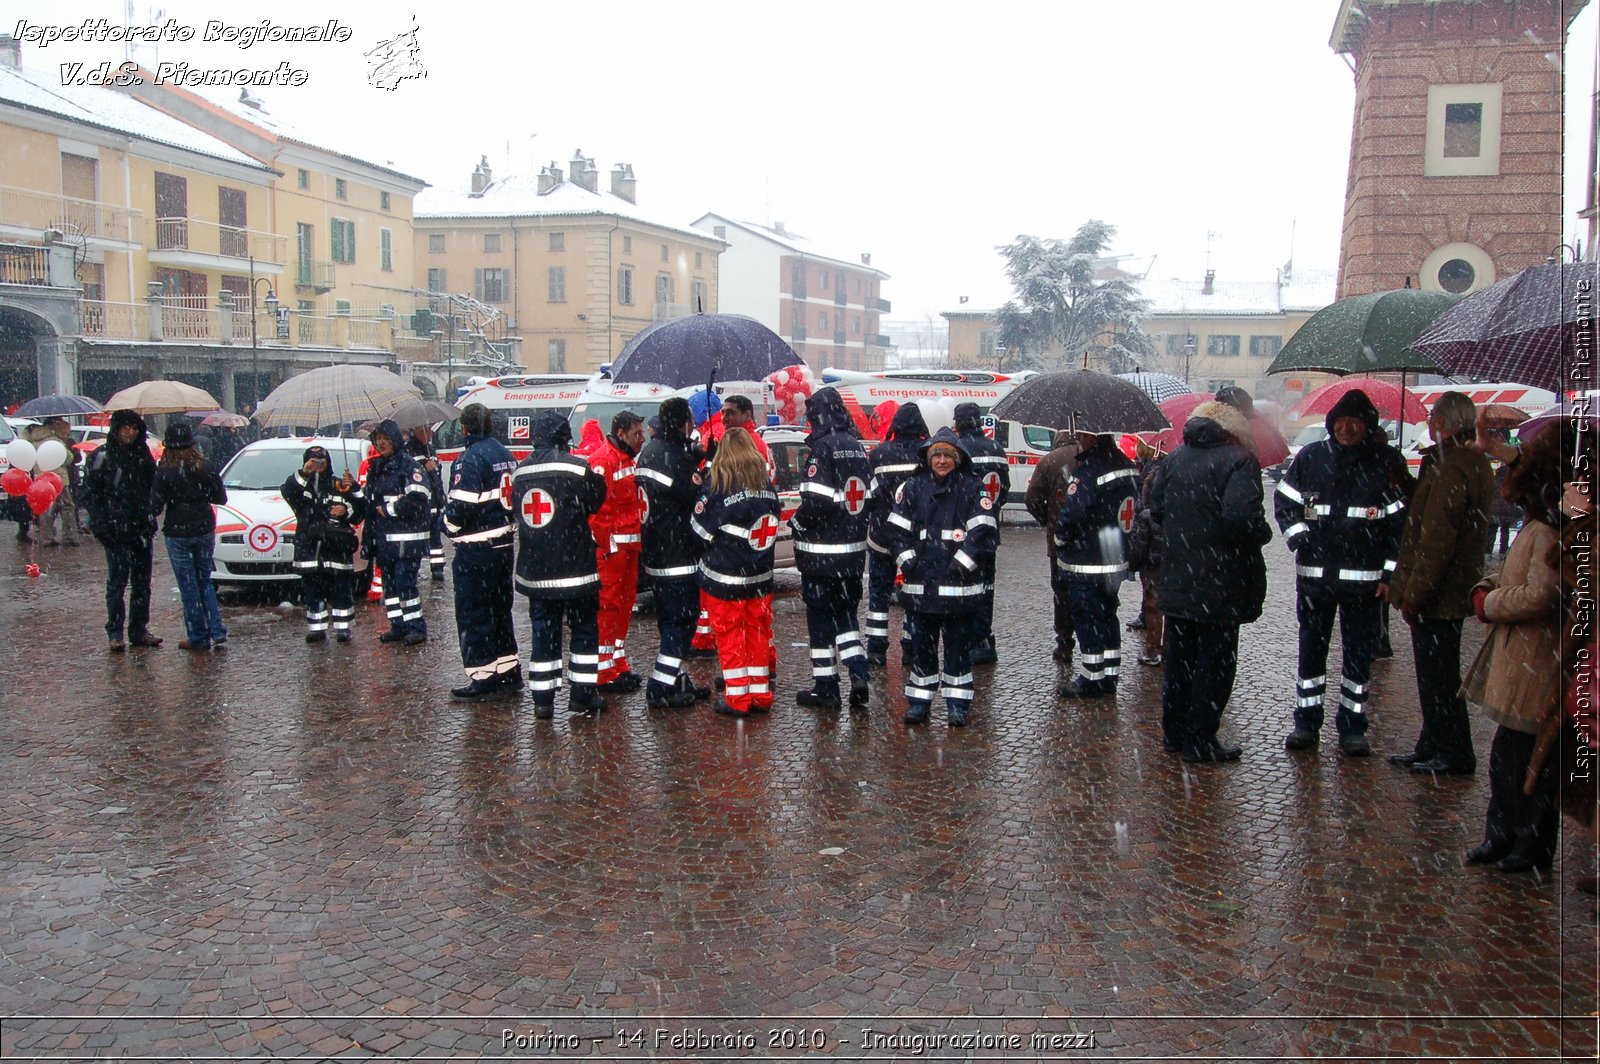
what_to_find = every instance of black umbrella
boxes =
[14,394,103,417]
[1409,260,1600,392]
[990,370,1170,434]
[608,314,802,388]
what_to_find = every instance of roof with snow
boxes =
[416,172,718,242]
[943,269,1338,320]
[0,62,267,172]
[695,214,889,279]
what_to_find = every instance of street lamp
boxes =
[994,339,1006,373]
[247,256,278,411]
[1183,332,1197,386]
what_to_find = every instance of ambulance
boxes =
[565,376,781,440]
[433,373,594,461]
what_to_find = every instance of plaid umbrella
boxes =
[1409,261,1600,392]
[990,370,1169,433]
[103,380,220,414]
[254,365,421,430]
[14,394,102,417]
[1116,371,1193,403]
[1268,289,1455,376]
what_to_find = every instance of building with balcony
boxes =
[412,152,724,385]
[690,214,890,373]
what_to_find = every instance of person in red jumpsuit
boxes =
[588,410,647,691]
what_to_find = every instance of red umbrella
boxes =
[1145,393,1290,466]
[1289,378,1427,423]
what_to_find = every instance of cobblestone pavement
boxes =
[0,516,1595,1061]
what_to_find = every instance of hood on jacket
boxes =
[532,410,573,450]
[1324,388,1382,443]
[656,397,693,444]
[301,444,332,466]
[887,402,930,442]
[953,401,983,430]
[369,419,406,452]
[1184,399,1256,454]
[575,418,605,454]
[917,426,972,474]
[804,386,854,437]
[108,409,148,450]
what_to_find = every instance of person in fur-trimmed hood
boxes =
[1150,399,1272,763]
[1274,387,1409,758]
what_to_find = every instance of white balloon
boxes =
[5,438,37,472]
[34,438,69,473]
[921,399,957,432]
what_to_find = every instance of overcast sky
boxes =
[9,0,1598,322]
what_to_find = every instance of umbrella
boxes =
[103,380,220,414]
[1268,289,1456,376]
[1145,393,1290,466]
[254,365,421,430]
[1521,400,1600,443]
[14,394,102,417]
[989,370,1169,434]
[1116,371,1193,404]
[1477,404,1530,431]
[195,411,250,429]
[1289,377,1428,424]
[608,314,802,389]
[1409,260,1600,391]
[385,399,462,432]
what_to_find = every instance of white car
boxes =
[213,436,370,585]
[758,425,808,570]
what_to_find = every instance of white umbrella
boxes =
[254,365,421,430]
[103,380,220,414]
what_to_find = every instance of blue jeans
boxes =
[166,534,226,645]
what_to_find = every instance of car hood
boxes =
[214,488,297,536]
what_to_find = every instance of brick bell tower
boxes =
[1332,0,1589,299]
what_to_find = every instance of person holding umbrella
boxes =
[1054,430,1140,700]
[364,420,433,646]
[1025,430,1082,666]
[80,410,162,651]
[407,423,449,583]
[281,445,365,644]
[442,403,521,701]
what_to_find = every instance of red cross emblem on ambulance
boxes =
[521,488,555,528]
[843,476,868,515]
[749,514,780,550]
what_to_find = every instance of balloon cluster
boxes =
[2,438,71,517]
[767,366,816,425]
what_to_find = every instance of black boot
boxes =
[796,687,842,709]
[451,678,507,702]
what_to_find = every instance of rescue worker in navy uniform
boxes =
[364,420,432,645]
[791,386,873,710]
[953,402,1011,664]
[1275,388,1409,757]
[443,402,521,701]
[886,428,999,727]
[407,423,448,581]
[1054,429,1140,698]
[864,402,928,666]
[281,445,366,643]
[635,396,712,709]
[512,411,608,719]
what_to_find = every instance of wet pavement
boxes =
[0,517,1595,1061]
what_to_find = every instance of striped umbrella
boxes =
[1116,371,1193,404]
[254,365,421,430]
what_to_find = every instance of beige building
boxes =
[0,36,429,409]
[690,215,890,374]
[943,268,1340,403]
[413,152,724,385]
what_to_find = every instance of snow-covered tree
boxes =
[994,221,1156,373]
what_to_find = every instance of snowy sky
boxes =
[7,0,1597,322]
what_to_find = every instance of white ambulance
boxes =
[435,373,594,461]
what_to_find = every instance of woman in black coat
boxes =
[149,420,228,651]
[1150,400,1272,763]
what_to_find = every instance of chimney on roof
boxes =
[773,221,786,236]
[1202,269,1215,296]
[610,163,636,204]
[0,35,21,70]
[861,253,871,266]
[470,155,493,197]
[238,88,265,111]
[571,150,598,192]
[537,161,564,194]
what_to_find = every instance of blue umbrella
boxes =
[14,394,102,417]
[608,314,802,389]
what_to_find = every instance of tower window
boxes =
[1443,103,1482,158]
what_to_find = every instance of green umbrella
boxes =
[1268,288,1458,376]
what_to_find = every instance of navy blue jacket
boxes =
[282,446,365,570]
[1052,435,1139,579]
[957,423,1012,510]
[363,420,433,559]
[1274,391,1408,600]
[691,481,782,601]
[512,411,605,600]
[635,427,707,580]
[792,387,871,575]
[866,403,928,554]
[444,429,518,551]
[885,428,999,614]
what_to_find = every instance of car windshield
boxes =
[569,401,653,441]
[1293,424,1328,447]
[0,418,13,443]
[222,444,363,490]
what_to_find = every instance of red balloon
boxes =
[33,471,63,495]
[26,478,58,516]
[1,467,28,497]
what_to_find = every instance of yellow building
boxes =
[413,152,725,387]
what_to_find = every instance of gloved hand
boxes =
[1471,585,1490,623]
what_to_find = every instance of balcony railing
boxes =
[0,243,49,285]
[0,185,143,244]
[161,294,221,341]
[348,318,386,347]
[79,300,146,339]
[296,259,335,290]
[653,301,691,321]
[873,297,892,313]
[150,217,286,264]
